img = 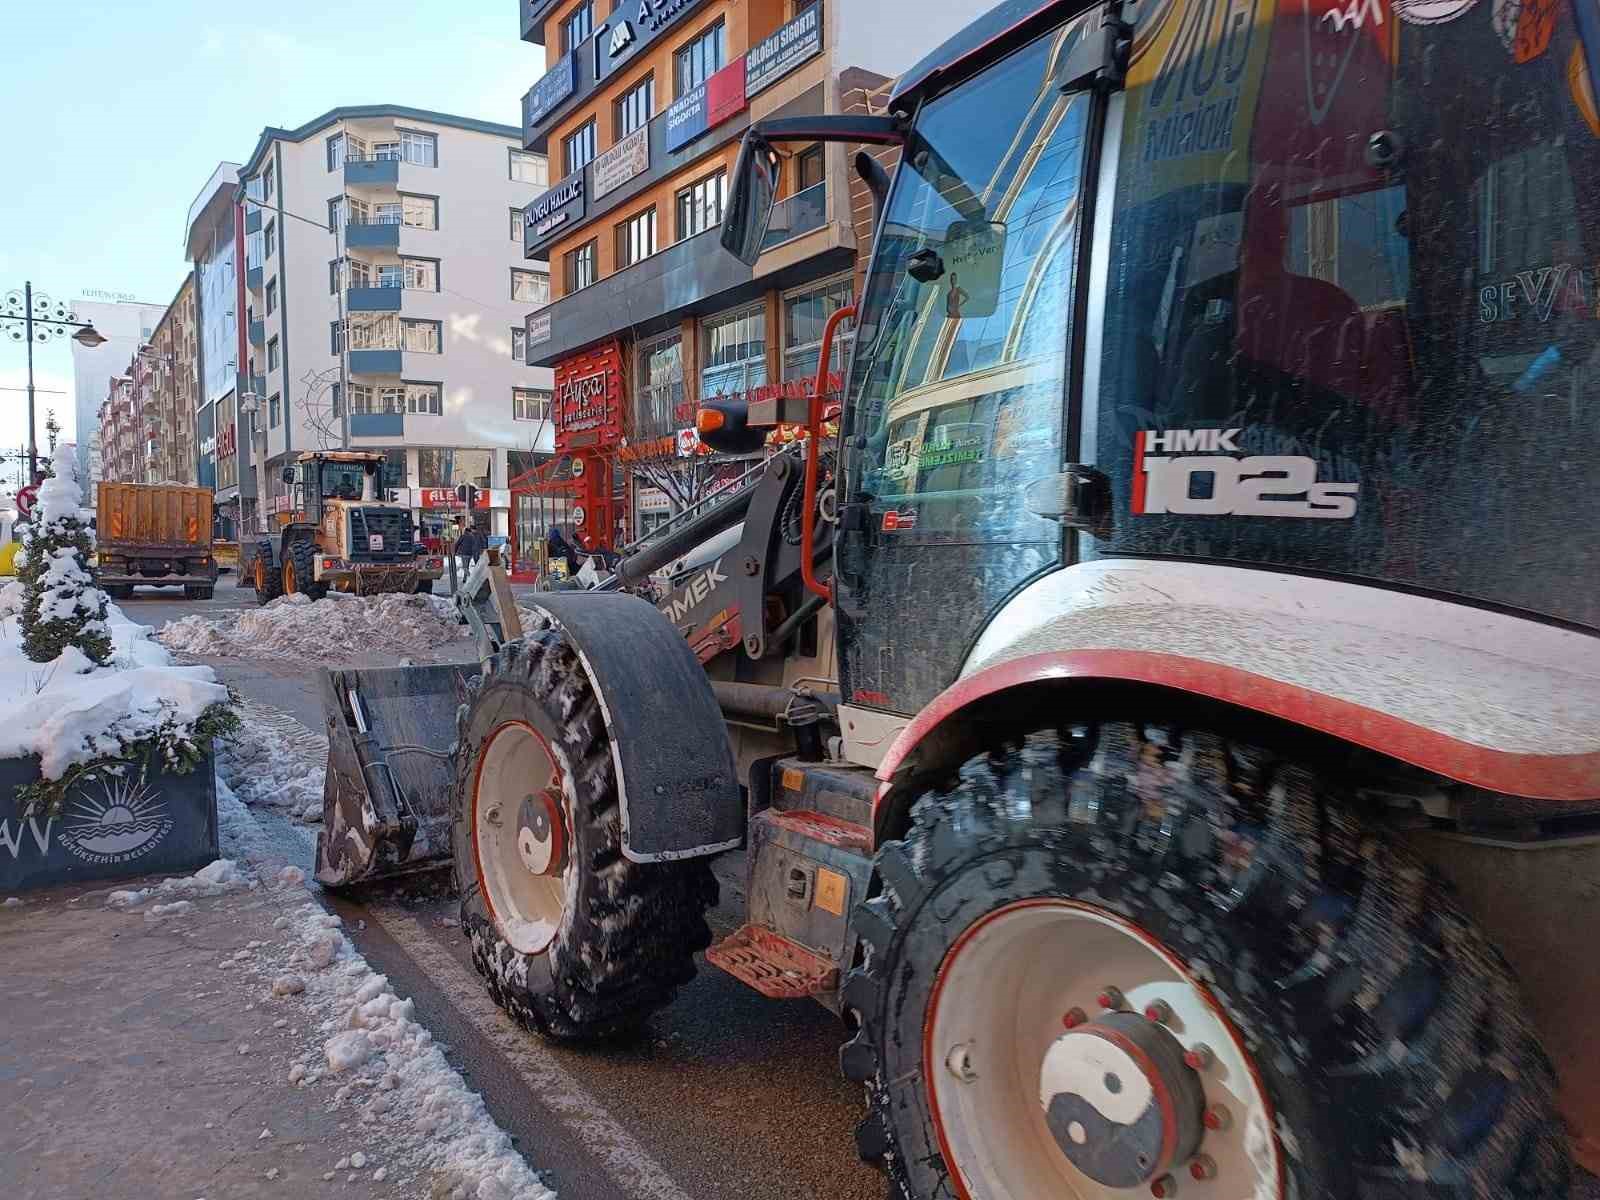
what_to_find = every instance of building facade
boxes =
[96,375,139,485]
[514,0,918,549]
[234,106,555,544]
[70,298,167,489]
[185,162,247,534]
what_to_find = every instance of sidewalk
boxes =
[1,787,554,1200]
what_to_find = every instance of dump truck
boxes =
[316,0,1600,1195]
[96,481,218,600]
[244,450,443,603]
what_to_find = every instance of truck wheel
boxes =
[283,538,326,600]
[252,545,282,606]
[842,723,1571,1200]
[184,584,215,600]
[105,584,134,600]
[451,629,716,1041]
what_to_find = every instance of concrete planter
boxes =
[0,751,218,892]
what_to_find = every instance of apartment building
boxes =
[185,162,247,533]
[513,0,972,549]
[235,106,555,543]
[92,274,199,486]
[96,376,139,485]
[70,298,166,489]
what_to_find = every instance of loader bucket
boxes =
[314,662,480,887]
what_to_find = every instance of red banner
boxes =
[554,340,625,454]
[418,487,491,509]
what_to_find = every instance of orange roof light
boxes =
[696,408,726,435]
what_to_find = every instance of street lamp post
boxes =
[1,283,106,480]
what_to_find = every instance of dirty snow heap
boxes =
[17,442,111,665]
[158,592,464,664]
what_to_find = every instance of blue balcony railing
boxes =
[762,183,827,250]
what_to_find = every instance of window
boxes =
[328,196,344,231]
[372,141,401,161]
[399,129,437,166]
[615,207,656,269]
[633,331,684,441]
[267,336,279,371]
[331,382,343,418]
[513,387,551,421]
[347,384,371,413]
[346,196,370,225]
[676,171,727,240]
[510,150,547,185]
[700,305,766,399]
[561,1,593,53]
[262,162,275,201]
[797,145,825,191]
[329,259,341,294]
[402,319,441,353]
[616,75,655,138]
[265,278,277,315]
[348,313,400,349]
[512,326,527,362]
[331,320,344,354]
[402,194,437,229]
[783,277,854,381]
[564,241,597,292]
[402,258,438,291]
[510,207,525,240]
[405,381,443,415]
[374,200,403,225]
[376,384,405,413]
[268,392,281,428]
[418,448,491,489]
[512,269,550,304]
[375,263,403,289]
[563,120,597,175]
[675,21,724,96]
[264,219,276,258]
[327,133,345,171]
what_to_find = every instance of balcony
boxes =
[347,282,404,312]
[348,348,403,375]
[245,208,262,234]
[248,320,264,346]
[520,0,558,44]
[344,154,401,187]
[345,217,401,249]
[247,265,263,292]
[350,412,404,437]
[762,183,826,250]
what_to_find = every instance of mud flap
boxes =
[314,662,480,887]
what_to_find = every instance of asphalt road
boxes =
[125,576,887,1200]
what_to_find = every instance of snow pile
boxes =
[159,592,464,663]
[0,594,229,783]
[216,698,330,825]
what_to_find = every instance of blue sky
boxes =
[0,1,545,452]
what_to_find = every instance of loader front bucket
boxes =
[314,662,479,887]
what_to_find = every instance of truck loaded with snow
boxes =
[313,1,1600,1196]
[244,451,443,604]
[96,481,218,600]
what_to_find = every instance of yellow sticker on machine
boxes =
[1121,0,1277,192]
[781,767,805,793]
[814,868,848,917]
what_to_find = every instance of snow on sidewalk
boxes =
[158,591,466,664]
[87,777,555,1200]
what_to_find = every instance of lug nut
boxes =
[1183,1043,1214,1071]
[1188,1154,1217,1181]
[1150,1173,1178,1198]
[1143,999,1173,1024]
[1203,1104,1232,1131]
[944,1043,977,1083]
[1097,986,1127,1011]
[1062,1006,1088,1029]
[484,804,502,826]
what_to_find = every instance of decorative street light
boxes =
[1,282,107,480]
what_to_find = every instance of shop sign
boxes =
[711,372,843,405]
[554,340,625,453]
[218,424,236,457]
[200,436,217,455]
[595,0,704,84]
[527,309,552,347]
[525,172,586,249]
[746,2,823,98]
[591,126,650,200]
[675,427,701,457]
[419,487,494,510]
[526,50,577,127]
[665,57,748,153]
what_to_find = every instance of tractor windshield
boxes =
[321,464,364,501]
[1090,0,1600,630]
[837,17,1093,710]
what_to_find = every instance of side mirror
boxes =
[281,467,295,484]
[721,132,781,267]
[696,398,767,456]
[930,219,1007,319]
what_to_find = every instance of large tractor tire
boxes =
[251,544,282,606]
[843,722,1571,1200]
[450,630,717,1041]
[282,538,326,600]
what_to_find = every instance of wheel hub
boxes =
[1038,1011,1204,1189]
[516,788,566,876]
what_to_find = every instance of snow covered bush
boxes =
[18,444,111,665]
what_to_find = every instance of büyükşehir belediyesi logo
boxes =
[58,772,174,865]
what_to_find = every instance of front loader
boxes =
[316,0,1600,1195]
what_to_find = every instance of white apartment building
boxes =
[237,105,554,542]
[71,297,167,489]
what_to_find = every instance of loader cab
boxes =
[726,0,1600,716]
